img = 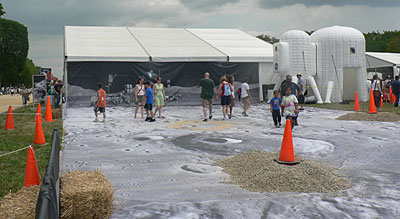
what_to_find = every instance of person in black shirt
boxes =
[54,80,63,108]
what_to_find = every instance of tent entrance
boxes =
[342,67,358,101]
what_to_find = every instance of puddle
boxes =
[172,134,234,155]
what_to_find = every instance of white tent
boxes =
[366,52,400,68]
[64,26,274,106]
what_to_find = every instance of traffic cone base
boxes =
[368,89,377,114]
[24,146,40,187]
[275,120,299,165]
[5,106,14,130]
[34,114,46,145]
[354,91,360,111]
[45,96,53,122]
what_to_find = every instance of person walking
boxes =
[94,82,107,122]
[241,78,251,117]
[198,72,218,122]
[20,85,30,106]
[54,80,63,108]
[134,77,145,118]
[281,87,299,130]
[153,77,166,119]
[219,76,233,120]
[280,75,300,125]
[144,81,156,122]
[270,90,282,128]
[371,75,382,110]
[296,72,306,110]
[228,76,236,118]
[391,75,400,107]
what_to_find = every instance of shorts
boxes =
[136,95,144,105]
[242,96,250,100]
[221,95,232,106]
[298,95,305,104]
[144,103,153,110]
[94,106,105,113]
[202,98,212,108]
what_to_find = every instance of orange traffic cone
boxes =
[5,106,14,130]
[368,89,377,114]
[354,91,360,111]
[34,114,46,145]
[274,120,299,165]
[380,95,383,107]
[24,146,40,187]
[45,96,53,122]
[36,103,41,114]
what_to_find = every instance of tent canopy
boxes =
[366,52,400,68]
[64,26,272,63]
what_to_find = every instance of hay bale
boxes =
[60,170,114,219]
[0,185,40,219]
[52,108,62,119]
[215,150,351,193]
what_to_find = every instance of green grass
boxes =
[0,106,63,200]
[307,101,400,115]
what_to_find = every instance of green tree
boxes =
[0,18,29,87]
[257,34,279,44]
[386,34,400,53]
[0,3,5,17]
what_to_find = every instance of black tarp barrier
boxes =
[36,128,60,219]
[67,62,259,93]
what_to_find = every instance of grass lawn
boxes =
[307,101,400,116]
[0,105,63,200]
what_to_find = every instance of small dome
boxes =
[281,30,310,41]
[310,26,364,41]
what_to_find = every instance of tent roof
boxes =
[366,52,400,68]
[187,28,273,62]
[64,26,272,62]
[64,26,149,62]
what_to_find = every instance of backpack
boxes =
[223,83,232,96]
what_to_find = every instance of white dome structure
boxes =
[280,30,315,77]
[311,26,368,102]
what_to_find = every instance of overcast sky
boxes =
[2,0,400,78]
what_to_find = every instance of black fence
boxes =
[36,128,60,219]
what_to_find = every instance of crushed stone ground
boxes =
[336,112,400,122]
[215,150,351,193]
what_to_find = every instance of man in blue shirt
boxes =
[392,75,400,107]
[144,81,155,122]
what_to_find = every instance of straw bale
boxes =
[60,170,114,219]
[215,150,351,193]
[52,108,62,119]
[0,185,40,219]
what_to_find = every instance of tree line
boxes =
[0,3,39,88]
[257,30,400,53]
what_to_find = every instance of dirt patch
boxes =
[52,108,62,119]
[0,185,40,219]
[336,112,400,122]
[215,150,350,193]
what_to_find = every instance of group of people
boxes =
[269,73,306,130]
[93,72,309,129]
[372,75,400,109]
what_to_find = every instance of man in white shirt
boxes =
[241,78,251,117]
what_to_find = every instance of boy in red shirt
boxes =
[94,82,107,122]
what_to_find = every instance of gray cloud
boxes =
[258,0,400,8]
[180,0,239,11]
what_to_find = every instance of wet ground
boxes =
[61,104,400,218]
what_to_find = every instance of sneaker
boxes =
[102,119,106,123]
[93,118,99,122]
[209,114,212,119]
[228,114,232,119]
[243,112,249,117]
[299,108,304,111]
[241,112,245,116]
[203,118,208,122]
[149,118,156,122]
[279,123,282,127]
[145,117,150,121]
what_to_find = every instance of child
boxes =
[281,87,298,130]
[94,82,106,122]
[270,90,282,128]
[144,81,156,122]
